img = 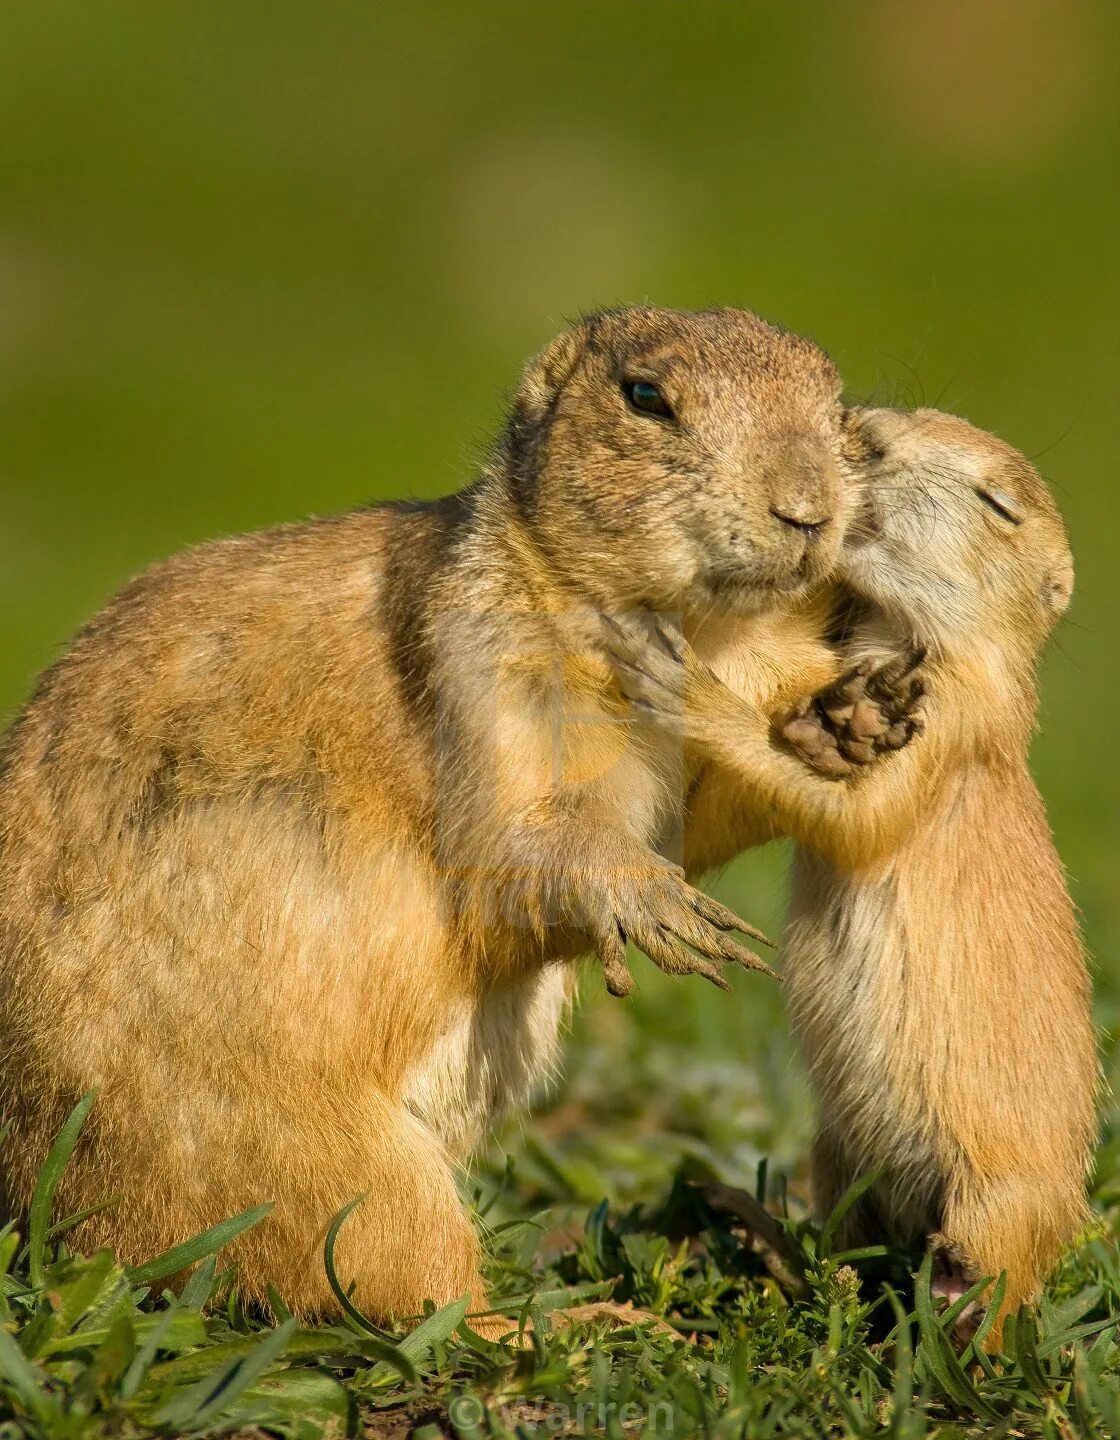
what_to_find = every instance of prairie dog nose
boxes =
[770,504,831,540]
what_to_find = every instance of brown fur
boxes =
[606,407,1096,1345]
[0,306,852,1329]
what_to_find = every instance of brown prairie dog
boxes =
[789,409,1096,1342]
[608,406,1096,1344]
[0,306,854,1330]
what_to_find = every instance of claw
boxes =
[717,936,782,981]
[603,961,635,998]
[878,645,927,686]
[593,917,635,998]
[653,618,685,664]
[693,960,732,992]
[691,893,775,948]
[613,657,652,687]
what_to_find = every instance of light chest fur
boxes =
[785,847,945,1239]
[401,965,575,1157]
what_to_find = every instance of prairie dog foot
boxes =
[580,849,778,998]
[783,648,927,779]
[929,1232,984,1344]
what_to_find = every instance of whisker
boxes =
[1048,634,1088,681]
[1026,407,1086,466]
[932,364,966,410]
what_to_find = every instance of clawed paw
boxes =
[583,855,779,997]
[599,611,701,727]
[783,647,927,779]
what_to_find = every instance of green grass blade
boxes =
[365,1294,471,1387]
[178,1253,218,1310]
[27,1089,97,1289]
[86,1312,137,1395]
[1085,1366,1120,1436]
[817,1168,883,1260]
[126,1201,274,1287]
[1071,1343,1107,1438]
[1049,1283,1104,1331]
[43,1247,120,1331]
[964,1270,1007,1364]
[44,1193,122,1246]
[483,1279,614,1313]
[0,1230,19,1288]
[913,1251,1001,1421]
[1037,1315,1119,1357]
[167,1316,299,1430]
[46,1307,206,1360]
[152,1319,299,1428]
[229,1368,350,1438]
[147,1326,415,1386]
[883,1286,914,1428]
[323,1193,389,1337]
[396,1293,471,1365]
[1012,1305,1052,1397]
[119,1304,182,1401]
[828,1245,892,1264]
[0,1324,51,1422]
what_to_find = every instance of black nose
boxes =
[770,506,831,541]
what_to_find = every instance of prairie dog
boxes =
[0,307,853,1329]
[607,407,1096,1342]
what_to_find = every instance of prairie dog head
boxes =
[842,407,1073,672]
[500,307,852,616]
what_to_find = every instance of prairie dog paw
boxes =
[599,612,713,727]
[783,648,927,778]
[593,610,725,737]
[581,852,778,996]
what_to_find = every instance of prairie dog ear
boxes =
[516,320,591,423]
[502,320,592,496]
[840,406,891,466]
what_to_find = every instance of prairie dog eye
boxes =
[976,486,1023,526]
[623,380,675,421]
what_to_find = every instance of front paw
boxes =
[600,611,724,738]
[582,855,779,996]
[599,611,688,724]
[783,648,926,779]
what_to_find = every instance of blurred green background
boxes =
[1,1,1117,1197]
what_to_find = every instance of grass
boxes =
[3,1020,1119,1439]
[0,6,1117,1436]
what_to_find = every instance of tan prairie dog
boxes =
[607,407,1096,1345]
[0,306,855,1330]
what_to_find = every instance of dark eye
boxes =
[976,487,1023,526]
[623,379,675,421]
